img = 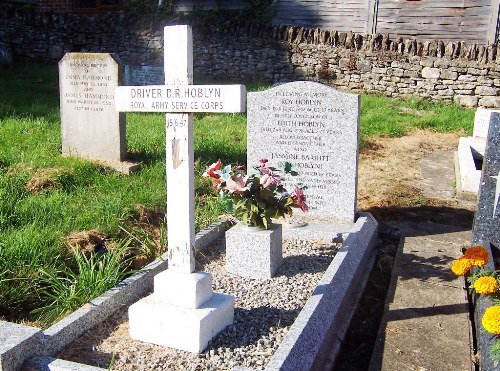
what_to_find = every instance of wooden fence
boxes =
[272,0,500,43]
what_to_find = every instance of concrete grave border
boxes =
[1,213,378,371]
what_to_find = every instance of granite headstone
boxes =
[472,112,500,248]
[59,53,126,163]
[471,112,500,370]
[247,81,360,223]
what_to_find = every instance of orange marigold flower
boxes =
[482,306,500,335]
[474,276,499,295]
[465,246,489,267]
[451,257,473,276]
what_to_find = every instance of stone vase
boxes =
[225,223,283,279]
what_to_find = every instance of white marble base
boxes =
[154,270,213,309]
[129,292,234,353]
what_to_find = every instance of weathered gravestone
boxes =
[115,25,245,353]
[247,81,360,224]
[471,112,500,370]
[59,53,138,173]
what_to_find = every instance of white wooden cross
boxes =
[116,25,245,273]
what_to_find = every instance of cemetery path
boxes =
[337,129,475,370]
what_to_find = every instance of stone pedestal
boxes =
[128,270,234,353]
[225,223,283,279]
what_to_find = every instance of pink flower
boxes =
[258,159,268,168]
[260,174,273,188]
[226,173,248,194]
[203,160,222,179]
[293,187,309,212]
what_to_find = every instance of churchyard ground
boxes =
[0,63,474,328]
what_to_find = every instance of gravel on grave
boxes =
[59,238,340,370]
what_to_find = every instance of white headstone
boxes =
[473,108,500,139]
[118,25,246,353]
[247,81,360,223]
[59,53,126,162]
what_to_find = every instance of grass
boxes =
[0,63,473,326]
[360,94,473,146]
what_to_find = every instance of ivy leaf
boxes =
[283,162,298,176]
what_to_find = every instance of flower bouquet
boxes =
[203,159,308,230]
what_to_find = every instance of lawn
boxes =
[0,63,473,326]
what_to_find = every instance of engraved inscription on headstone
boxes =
[474,108,500,139]
[247,81,360,223]
[59,53,126,162]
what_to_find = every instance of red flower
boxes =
[203,160,222,179]
[293,187,309,212]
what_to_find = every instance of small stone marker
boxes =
[117,25,245,353]
[247,81,360,223]
[59,53,127,164]
[471,112,500,370]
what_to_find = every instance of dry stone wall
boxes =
[2,8,500,107]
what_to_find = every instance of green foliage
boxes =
[32,240,135,327]
[466,268,494,286]
[360,94,473,148]
[490,339,500,367]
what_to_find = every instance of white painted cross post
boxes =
[115,25,245,353]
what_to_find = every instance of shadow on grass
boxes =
[126,150,164,166]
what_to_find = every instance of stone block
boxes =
[154,270,213,309]
[440,70,458,80]
[420,57,434,67]
[454,95,478,107]
[479,96,500,108]
[129,292,234,353]
[0,321,43,371]
[476,86,498,96]
[226,223,283,279]
[421,67,440,79]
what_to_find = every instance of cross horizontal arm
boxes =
[115,84,246,113]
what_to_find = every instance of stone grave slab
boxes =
[59,53,138,173]
[471,112,500,370]
[247,81,360,225]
